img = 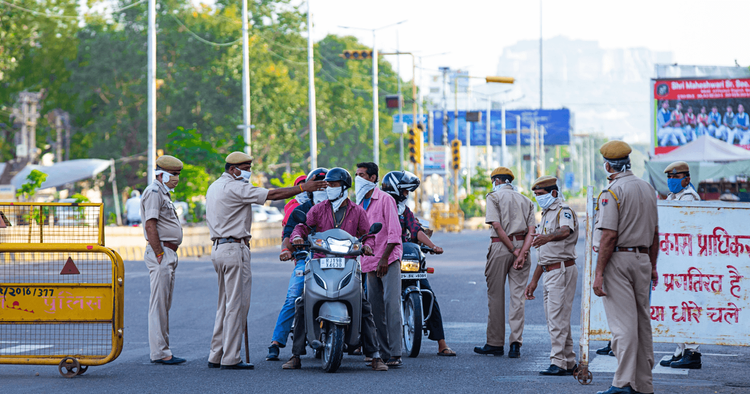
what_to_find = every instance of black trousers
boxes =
[419,279,446,341]
[291,293,381,359]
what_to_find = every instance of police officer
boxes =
[205,152,326,370]
[475,167,535,359]
[593,141,659,394]
[141,155,185,365]
[525,176,579,376]
[660,161,702,369]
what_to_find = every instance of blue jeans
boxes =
[271,259,306,346]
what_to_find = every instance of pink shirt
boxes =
[291,199,375,258]
[359,187,403,272]
[282,199,300,227]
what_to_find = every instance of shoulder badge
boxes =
[601,199,609,206]
[563,211,572,219]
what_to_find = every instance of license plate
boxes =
[320,258,346,269]
[401,272,427,280]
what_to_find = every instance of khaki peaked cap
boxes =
[225,151,253,165]
[599,140,632,160]
[664,161,690,174]
[532,175,558,190]
[491,167,514,181]
[155,155,183,171]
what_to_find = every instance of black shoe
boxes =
[207,362,220,368]
[539,364,567,376]
[220,362,255,370]
[151,356,186,365]
[473,344,504,356]
[266,344,280,361]
[608,350,615,357]
[659,354,680,367]
[566,364,578,376]
[670,350,702,369]
[596,386,634,394]
[596,342,612,355]
[508,342,521,358]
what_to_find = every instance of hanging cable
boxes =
[168,13,241,47]
[0,0,146,19]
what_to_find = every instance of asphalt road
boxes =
[2,230,749,393]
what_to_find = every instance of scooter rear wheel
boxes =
[403,291,423,358]
[322,323,345,373]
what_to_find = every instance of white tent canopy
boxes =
[646,136,750,196]
[11,159,111,190]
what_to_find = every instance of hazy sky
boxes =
[307,0,750,81]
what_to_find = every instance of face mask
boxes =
[667,178,686,194]
[603,162,618,176]
[295,191,310,205]
[238,169,252,183]
[312,190,327,205]
[326,186,346,212]
[354,176,377,204]
[398,201,406,215]
[155,170,178,193]
[535,193,556,210]
[492,183,503,193]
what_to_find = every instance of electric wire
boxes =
[168,13,241,47]
[0,0,146,19]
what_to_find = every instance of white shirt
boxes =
[125,197,142,222]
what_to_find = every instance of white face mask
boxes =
[354,176,377,204]
[535,193,556,210]
[295,192,310,205]
[397,201,406,215]
[154,170,175,193]
[238,169,252,183]
[312,190,327,205]
[326,186,347,212]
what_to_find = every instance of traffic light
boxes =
[451,139,461,170]
[341,50,373,60]
[408,128,422,164]
[385,95,402,109]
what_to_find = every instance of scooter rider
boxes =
[283,167,388,371]
[267,168,329,361]
[381,171,456,357]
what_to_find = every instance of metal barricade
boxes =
[0,203,124,378]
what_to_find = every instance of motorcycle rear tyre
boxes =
[403,291,423,358]
[322,323,345,373]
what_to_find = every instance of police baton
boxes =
[244,321,250,363]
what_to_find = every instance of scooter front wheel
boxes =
[322,323,345,373]
[403,291,423,358]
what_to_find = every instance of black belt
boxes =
[614,246,649,253]
[214,237,249,246]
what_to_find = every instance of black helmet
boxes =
[306,168,328,200]
[382,171,420,203]
[324,167,352,190]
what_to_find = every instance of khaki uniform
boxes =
[538,199,578,370]
[206,173,269,366]
[666,186,700,356]
[141,180,183,360]
[484,184,535,347]
[594,171,658,393]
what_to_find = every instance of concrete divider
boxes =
[104,222,282,260]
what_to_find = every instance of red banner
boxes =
[654,78,750,100]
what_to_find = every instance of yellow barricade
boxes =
[0,203,124,378]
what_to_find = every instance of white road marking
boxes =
[0,345,54,354]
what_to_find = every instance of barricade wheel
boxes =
[77,365,89,376]
[575,369,593,385]
[58,357,81,378]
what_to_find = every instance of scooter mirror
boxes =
[291,209,308,224]
[369,223,383,235]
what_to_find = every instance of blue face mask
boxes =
[667,178,686,194]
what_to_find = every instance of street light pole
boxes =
[396,30,403,170]
[372,31,379,165]
[306,0,317,170]
[241,0,252,156]
[147,0,156,183]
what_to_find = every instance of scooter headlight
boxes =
[327,238,352,254]
[400,260,420,272]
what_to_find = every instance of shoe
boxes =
[539,364,567,376]
[385,357,403,368]
[596,386,635,394]
[670,350,702,369]
[508,342,521,358]
[207,362,220,368]
[266,344,280,361]
[151,356,186,365]
[220,362,254,370]
[608,350,615,357]
[364,356,373,363]
[659,354,680,367]
[566,364,578,376]
[371,358,388,371]
[596,342,612,355]
[282,355,301,369]
[473,344,504,356]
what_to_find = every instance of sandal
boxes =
[352,347,362,356]
[385,357,403,367]
[437,348,457,357]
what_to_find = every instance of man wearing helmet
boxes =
[281,175,309,227]
[266,169,329,361]
[284,167,389,371]
[382,170,456,357]
[475,167,535,359]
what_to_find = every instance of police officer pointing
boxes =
[205,152,326,370]
[593,141,659,394]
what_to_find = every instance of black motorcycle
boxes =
[400,241,436,358]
